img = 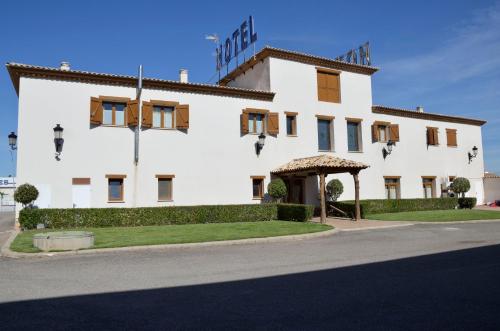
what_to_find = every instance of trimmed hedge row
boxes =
[277,203,315,222]
[19,203,316,230]
[330,197,459,218]
[458,197,476,209]
[19,204,278,230]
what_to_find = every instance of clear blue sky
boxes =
[1,0,499,176]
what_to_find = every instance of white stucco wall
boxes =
[15,56,486,209]
[484,178,500,204]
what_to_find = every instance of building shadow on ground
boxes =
[1,244,500,330]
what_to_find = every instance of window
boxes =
[317,70,340,103]
[446,129,457,147]
[251,176,265,199]
[153,106,174,129]
[422,177,436,198]
[103,102,126,126]
[240,109,279,135]
[248,113,264,134]
[372,122,399,143]
[317,117,334,151]
[384,177,400,200]
[427,127,439,145]
[157,175,174,201]
[346,119,362,152]
[106,175,126,202]
[286,112,297,136]
[378,125,387,142]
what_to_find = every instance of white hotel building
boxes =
[7,47,486,209]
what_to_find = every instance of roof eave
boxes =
[372,106,487,126]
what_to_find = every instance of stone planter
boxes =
[33,231,94,251]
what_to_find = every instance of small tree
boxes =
[14,183,39,208]
[450,177,470,198]
[326,179,343,202]
[267,178,287,202]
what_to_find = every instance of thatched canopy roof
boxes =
[271,154,369,175]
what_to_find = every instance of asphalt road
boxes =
[1,222,500,330]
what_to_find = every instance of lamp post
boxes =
[468,146,478,163]
[8,132,17,150]
[53,124,64,159]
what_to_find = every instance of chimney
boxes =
[416,106,424,113]
[60,61,71,71]
[179,69,188,83]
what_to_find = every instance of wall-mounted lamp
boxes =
[8,132,17,150]
[256,132,266,155]
[53,124,64,159]
[468,145,478,163]
[382,140,395,159]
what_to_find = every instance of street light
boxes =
[256,132,266,155]
[53,124,64,159]
[468,146,479,163]
[8,132,17,150]
[382,140,395,159]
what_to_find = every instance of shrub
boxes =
[14,183,39,208]
[330,197,458,217]
[277,203,315,222]
[326,179,343,202]
[267,178,287,202]
[19,204,278,230]
[450,177,470,198]
[458,197,476,209]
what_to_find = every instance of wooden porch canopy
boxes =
[271,155,369,223]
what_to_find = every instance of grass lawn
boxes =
[10,221,332,253]
[368,209,500,222]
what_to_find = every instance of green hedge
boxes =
[458,197,476,209]
[330,197,458,218]
[277,203,315,222]
[19,204,279,230]
[328,201,365,218]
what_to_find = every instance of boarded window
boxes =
[317,70,340,103]
[446,129,457,147]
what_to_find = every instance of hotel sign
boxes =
[216,16,258,70]
[0,177,15,188]
[335,42,371,66]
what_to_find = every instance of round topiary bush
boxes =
[267,178,287,202]
[450,177,470,198]
[326,179,343,202]
[14,183,39,208]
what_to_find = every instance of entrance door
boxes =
[285,178,305,204]
[72,178,91,208]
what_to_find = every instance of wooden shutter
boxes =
[317,71,328,102]
[372,124,379,142]
[267,112,279,135]
[90,97,103,124]
[176,104,189,129]
[127,100,138,126]
[446,129,457,147]
[142,101,153,128]
[241,111,249,134]
[389,124,400,142]
[427,127,438,145]
[433,128,439,145]
[326,73,340,103]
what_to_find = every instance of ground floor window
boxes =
[251,176,265,199]
[286,113,297,136]
[384,177,400,199]
[317,117,333,151]
[156,175,174,201]
[106,175,126,202]
[422,177,436,198]
[347,119,362,152]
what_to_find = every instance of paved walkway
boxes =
[475,205,500,211]
[312,217,411,230]
[0,212,14,249]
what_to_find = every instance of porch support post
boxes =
[352,171,361,222]
[319,171,326,224]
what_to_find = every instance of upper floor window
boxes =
[241,109,279,135]
[153,106,174,129]
[346,118,362,152]
[103,102,126,126]
[285,112,298,136]
[90,96,138,127]
[248,113,264,134]
[317,69,341,103]
[317,116,334,151]
[427,127,439,146]
[372,121,399,143]
[446,129,457,147]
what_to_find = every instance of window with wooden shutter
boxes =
[267,112,279,135]
[90,97,103,125]
[317,70,340,103]
[446,129,457,147]
[241,112,249,134]
[241,108,268,134]
[389,124,400,142]
[142,101,153,128]
[127,100,139,126]
[176,104,189,129]
[427,127,438,145]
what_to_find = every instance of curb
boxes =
[410,219,500,225]
[338,223,414,232]
[1,227,339,259]
[0,229,20,258]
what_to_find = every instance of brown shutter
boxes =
[389,124,400,142]
[267,112,279,135]
[142,101,153,128]
[426,128,434,145]
[241,111,249,134]
[127,99,138,126]
[90,97,103,125]
[327,74,340,103]
[317,72,328,101]
[446,129,457,147]
[176,104,189,129]
[433,128,439,145]
[372,124,379,142]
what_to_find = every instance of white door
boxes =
[72,185,91,208]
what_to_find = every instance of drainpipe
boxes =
[133,65,143,207]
